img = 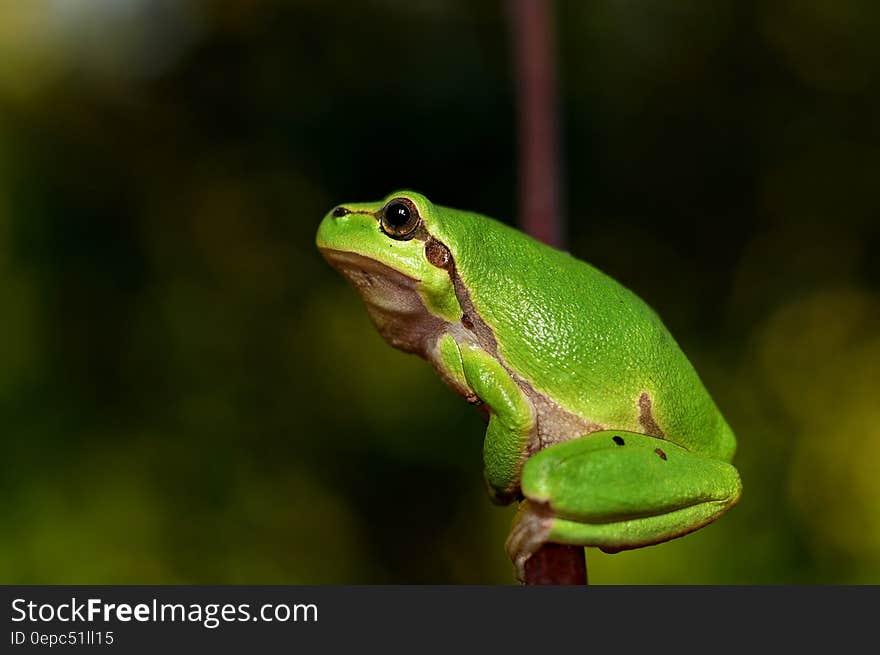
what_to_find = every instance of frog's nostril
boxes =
[332,206,350,218]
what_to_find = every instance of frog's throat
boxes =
[319,248,447,354]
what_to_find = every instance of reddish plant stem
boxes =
[509,0,565,249]
[524,543,588,585]
[510,0,585,585]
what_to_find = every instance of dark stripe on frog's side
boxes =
[638,392,666,439]
[527,392,605,455]
[447,256,501,356]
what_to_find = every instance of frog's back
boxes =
[432,205,736,461]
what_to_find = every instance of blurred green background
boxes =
[1,0,879,584]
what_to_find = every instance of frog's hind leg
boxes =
[506,430,742,581]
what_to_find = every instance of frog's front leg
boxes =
[506,431,742,582]
[449,342,535,505]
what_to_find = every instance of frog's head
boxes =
[316,190,462,352]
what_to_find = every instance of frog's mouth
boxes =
[320,248,441,354]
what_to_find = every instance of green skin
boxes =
[316,191,742,581]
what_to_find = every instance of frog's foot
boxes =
[505,501,555,582]
[507,430,742,579]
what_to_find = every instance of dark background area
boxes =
[1,0,878,583]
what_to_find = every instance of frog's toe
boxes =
[505,501,554,583]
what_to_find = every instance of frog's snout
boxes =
[317,205,351,249]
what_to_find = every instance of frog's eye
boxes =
[380,198,421,239]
